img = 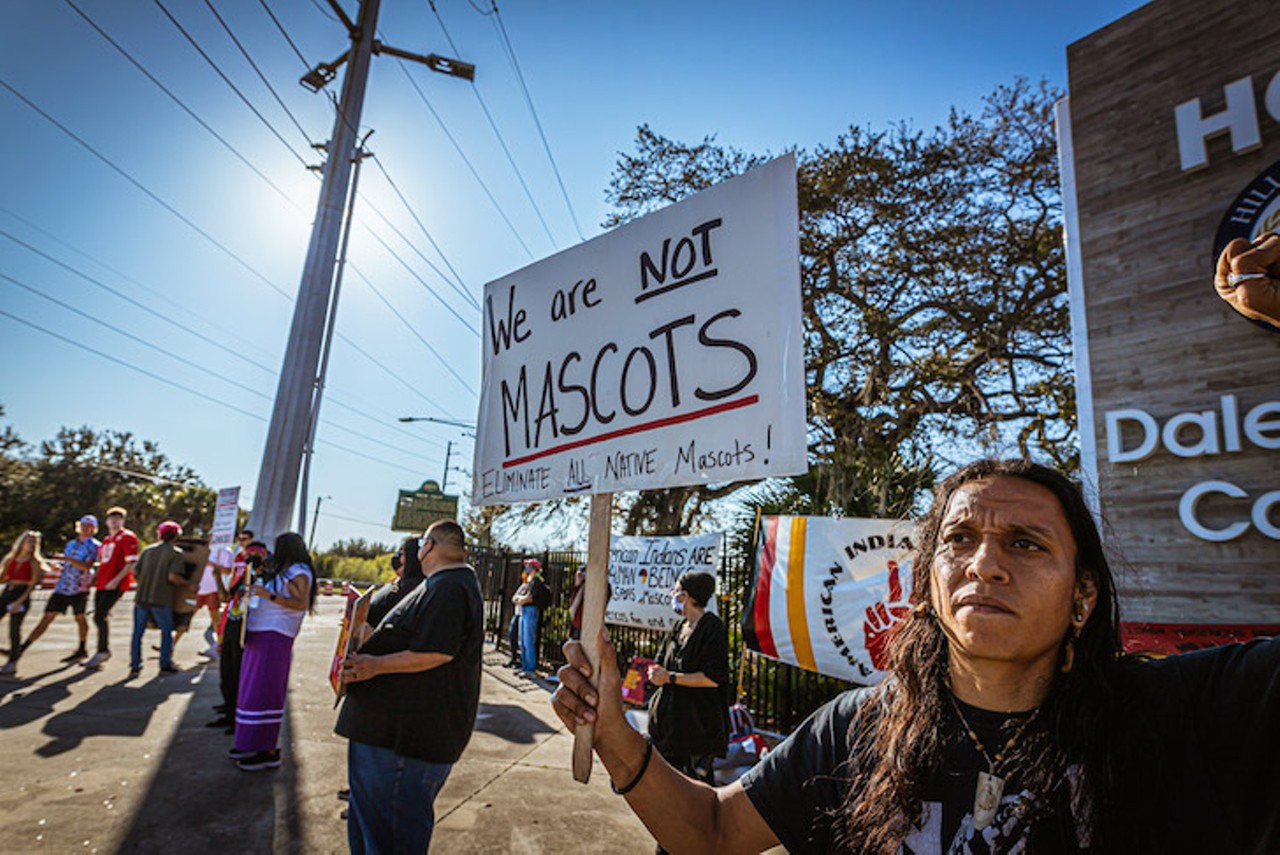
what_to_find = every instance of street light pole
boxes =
[308,494,331,552]
[248,0,381,541]
[247,2,473,540]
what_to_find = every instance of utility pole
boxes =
[308,494,330,552]
[298,133,373,541]
[441,440,453,492]
[247,0,473,539]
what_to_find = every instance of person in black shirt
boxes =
[363,535,425,635]
[646,571,730,787]
[335,520,482,854]
[551,458,1280,853]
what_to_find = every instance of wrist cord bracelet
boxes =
[611,735,654,795]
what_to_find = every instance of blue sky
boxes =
[0,0,1147,550]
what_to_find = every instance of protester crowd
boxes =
[5,455,1278,854]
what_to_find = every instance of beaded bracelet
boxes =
[611,734,654,796]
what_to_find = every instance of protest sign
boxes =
[743,516,915,684]
[330,585,372,700]
[472,154,806,506]
[210,486,240,552]
[606,532,722,631]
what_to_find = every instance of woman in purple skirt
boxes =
[229,532,315,771]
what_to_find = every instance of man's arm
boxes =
[341,650,453,683]
[554,632,779,854]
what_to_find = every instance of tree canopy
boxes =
[602,78,1072,531]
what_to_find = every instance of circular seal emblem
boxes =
[1213,159,1280,257]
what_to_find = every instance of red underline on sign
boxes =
[501,394,760,468]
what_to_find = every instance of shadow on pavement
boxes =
[34,664,203,757]
[115,661,306,853]
[0,663,98,729]
[473,701,557,744]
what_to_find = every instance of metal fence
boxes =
[468,545,856,734]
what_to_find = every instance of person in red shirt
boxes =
[85,506,139,670]
[0,529,48,676]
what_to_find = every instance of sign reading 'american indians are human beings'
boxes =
[471,155,807,506]
[606,532,722,632]
[743,516,915,684]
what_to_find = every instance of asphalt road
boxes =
[0,591,653,854]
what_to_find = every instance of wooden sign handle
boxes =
[572,492,613,783]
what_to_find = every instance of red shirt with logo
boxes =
[96,529,140,591]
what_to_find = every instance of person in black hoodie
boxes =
[364,536,424,635]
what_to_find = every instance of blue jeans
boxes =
[130,604,173,669]
[519,605,539,672]
[347,740,452,854]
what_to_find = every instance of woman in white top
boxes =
[229,532,314,771]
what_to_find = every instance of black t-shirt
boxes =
[741,637,1280,853]
[365,574,425,630]
[334,565,484,764]
[648,612,732,759]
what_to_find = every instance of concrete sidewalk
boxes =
[0,593,653,854]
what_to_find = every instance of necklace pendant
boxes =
[973,771,1005,831]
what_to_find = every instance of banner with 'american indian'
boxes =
[743,516,916,684]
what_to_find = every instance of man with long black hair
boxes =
[553,459,1280,852]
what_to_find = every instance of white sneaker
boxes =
[84,651,111,669]
[199,645,219,659]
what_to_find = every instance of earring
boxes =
[913,602,933,618]
[1061,625,1082,674]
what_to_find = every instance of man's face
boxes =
[418,532,434,565]
[930,477,1093,672]
[237,533,252,549]
[106,513,124,534]
[78,521,97,539]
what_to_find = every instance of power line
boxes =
[392,58,534,259]
[346,262,478,397]
[366,155,479,310]
[153,0,311,170]
[201,0,315,150]
[0,224,277,379]
[0,270,272,403]
[0,208,278,371]
[426,3,558,248]
[0,304,431,476]
[0,307,268,423]
[0,77,291,301]
[332,333,455,419]
[60,0,297,208]
[257,0,312,71]
[490,1,586,242]
[356,190,477,312]
[357,223,480,337]
[0,208,446,456]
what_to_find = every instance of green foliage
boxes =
[312,551,395,585]
[599,78,1072,536]
[0,409,219,548]
[326,538,395,560]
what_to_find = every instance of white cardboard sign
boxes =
[472,155,806,505]
[606,532,722,631]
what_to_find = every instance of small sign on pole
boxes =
[391,480,459,532]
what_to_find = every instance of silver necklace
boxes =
[949,696,1040,832]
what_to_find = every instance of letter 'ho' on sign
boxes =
[472,155,808,506]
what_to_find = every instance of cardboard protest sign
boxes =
[209,486,240,553]
[472,154,806,505]
[330,585,372,700]
[743,516,915,684]
[606,532,722,631]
